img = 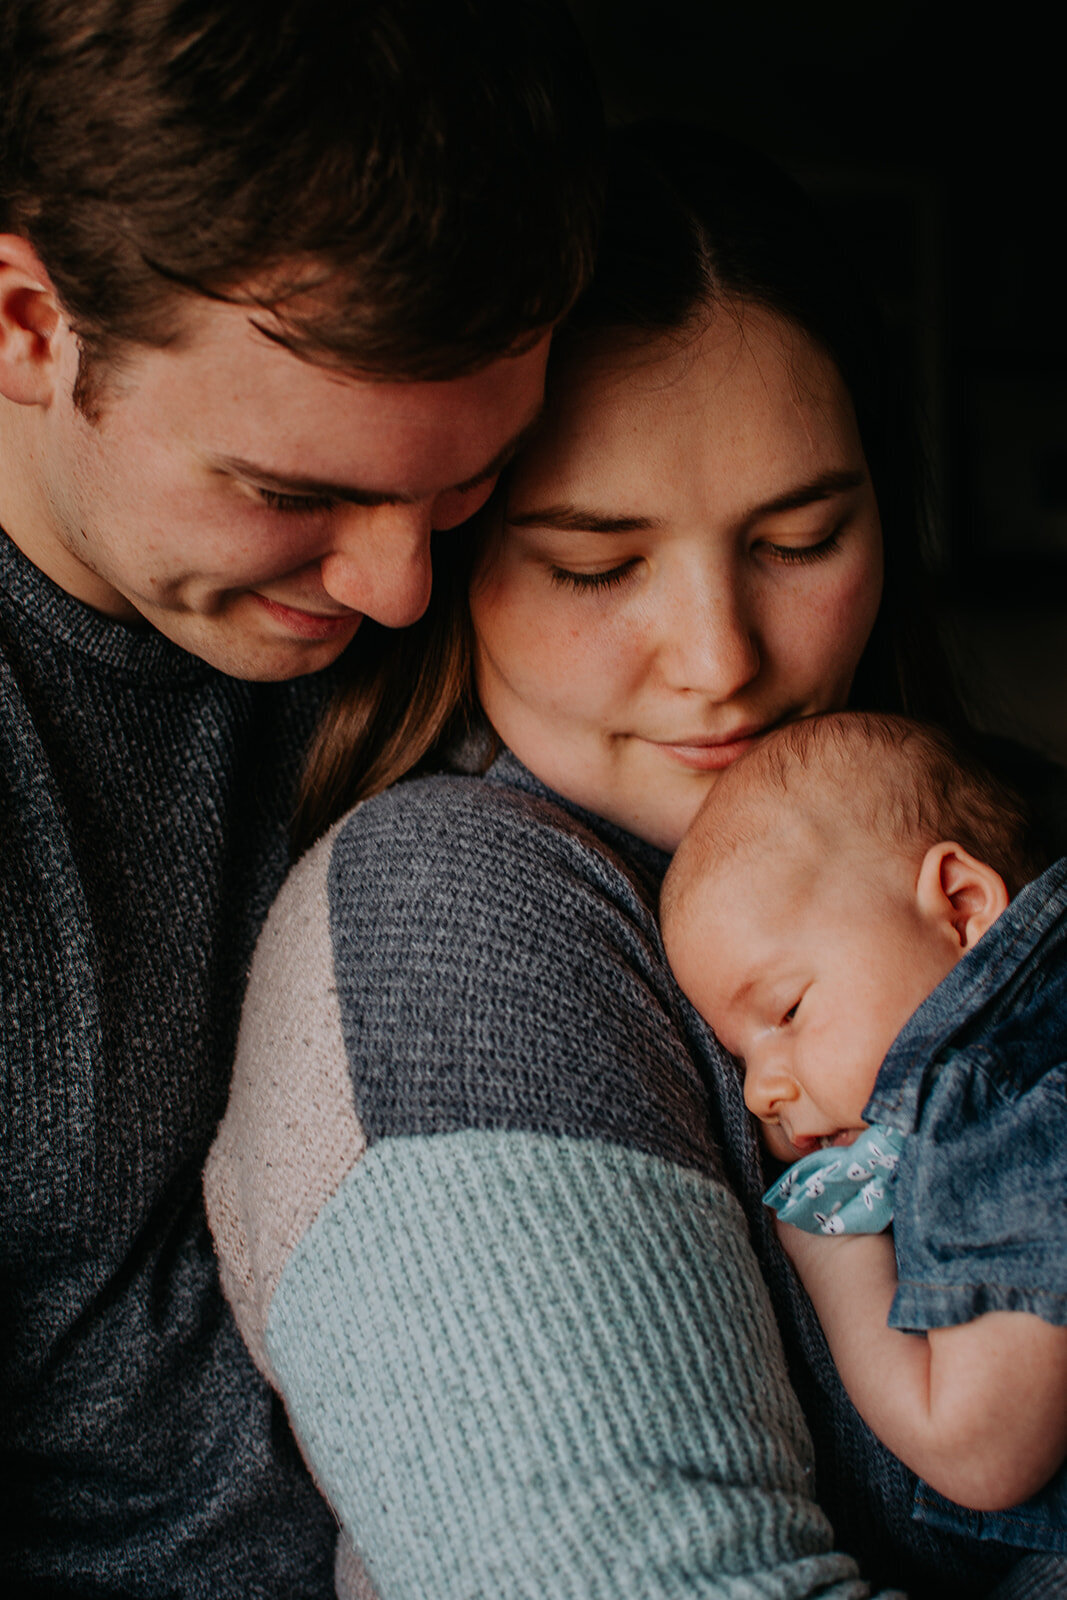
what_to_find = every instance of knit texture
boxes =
[204,818,365,1382]
[0,532,336,1596]
[983,1554,1067,1600]
[278,1132,884,1598]
[208,752,1024,1597]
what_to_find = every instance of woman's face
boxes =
[469,306,884,851]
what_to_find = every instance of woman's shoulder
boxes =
[318,764,662,932]
[271,764,720,1181]
[261,766,671,1030]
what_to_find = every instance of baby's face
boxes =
[665,832,963,1162]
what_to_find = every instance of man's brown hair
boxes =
[0,0,602,388]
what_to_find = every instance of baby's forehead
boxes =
[684,766,885,923]
[709,757,874,857]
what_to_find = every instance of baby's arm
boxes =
[779,1223,1067,1510]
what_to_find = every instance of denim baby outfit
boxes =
[819,857,1067,1555]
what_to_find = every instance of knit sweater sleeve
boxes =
[206,772,894,1600]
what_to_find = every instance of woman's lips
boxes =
[252,593,361,640]
[651,726,771,771]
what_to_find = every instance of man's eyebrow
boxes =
[212,412,544,508]
[747,468,866,518]
[214,457,419,506]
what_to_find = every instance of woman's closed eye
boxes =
[760,526,844,566]
[548,559,639,592]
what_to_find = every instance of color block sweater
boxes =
[0,531,336,1596]
[206,750,1028,1599]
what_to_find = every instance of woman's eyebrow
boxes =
[505,504,662,533]
[749,468,866,518]
[506,469,866,535]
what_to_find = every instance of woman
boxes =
[206,128,1014,1597]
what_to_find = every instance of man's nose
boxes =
[318,503,435,630]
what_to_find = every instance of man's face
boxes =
[13,299,548,679]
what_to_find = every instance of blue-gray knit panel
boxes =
[328,770,722,1175]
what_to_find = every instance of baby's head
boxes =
[661,712,1042,1161]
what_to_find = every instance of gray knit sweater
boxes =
[0,531,336,1596]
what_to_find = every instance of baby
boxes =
[660,711,1067,1556]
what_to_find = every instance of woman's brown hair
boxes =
[292,529,485,854]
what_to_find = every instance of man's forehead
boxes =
[209,405,544,508]
[98,303,548,493]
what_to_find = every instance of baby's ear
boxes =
[916,842,1010,951]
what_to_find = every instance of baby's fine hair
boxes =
[663,712,1045,926]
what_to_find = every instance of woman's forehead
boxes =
[508,304,864,516]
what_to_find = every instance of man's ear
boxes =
[0,235,65,405]
[916,841,1010,951]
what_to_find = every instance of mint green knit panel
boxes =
[267,1131,875,1599]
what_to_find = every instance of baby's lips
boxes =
[790,1128,865,1156]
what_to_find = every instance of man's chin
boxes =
[147,614,356,681]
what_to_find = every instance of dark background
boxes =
[569,1,1066,762]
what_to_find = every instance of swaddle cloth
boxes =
[763,1123,907,1235]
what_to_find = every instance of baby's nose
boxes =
[743,1061,796,1123]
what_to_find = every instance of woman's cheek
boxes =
[811,550,883,686]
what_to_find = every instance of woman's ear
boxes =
[0,236,64,405]
[916,841,1010,951]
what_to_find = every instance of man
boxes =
[0,1,601,1592]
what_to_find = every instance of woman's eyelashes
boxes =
[548,560,638,592]
[762,526,844,565]
[541,516,850,596]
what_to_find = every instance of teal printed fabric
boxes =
[763,1124,907,1235]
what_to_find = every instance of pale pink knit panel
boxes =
[204,821,366,1381]
[334,1532,380,1600]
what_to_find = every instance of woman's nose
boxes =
[659,572,760,700]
